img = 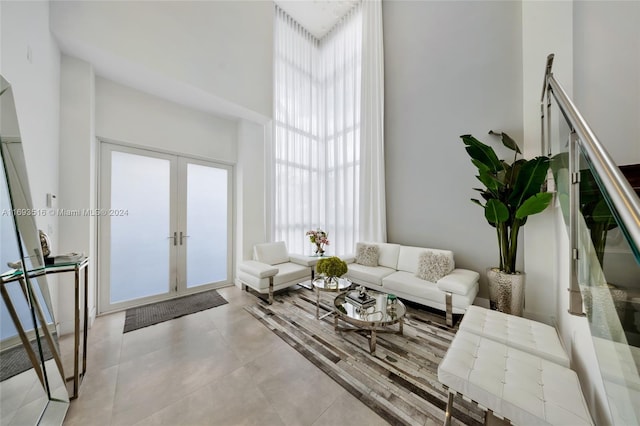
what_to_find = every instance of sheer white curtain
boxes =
[272,1,385,256]
[273,7,323,255]
[359,0,386,242]
[321,6,362,256]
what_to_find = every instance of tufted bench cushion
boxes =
[459,306,570,367]
[438,330,593,425]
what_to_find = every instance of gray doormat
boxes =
[245,288,483,426]
[1,337,53,382]
[123,289,228,333]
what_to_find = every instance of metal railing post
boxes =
[568,131,585,316]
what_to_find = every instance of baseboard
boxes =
[472,297,554,326]
[58,319,74,337]
[473,297,490,309]
[0,324,58,350]
[89,306,97,328]
[523,310,555,326]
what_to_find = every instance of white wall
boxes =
[93,77,239,310]
[57,55,95,334]
[383,0,523,298]
[574,0,640,165]
[521,0,573,324]
[59,70,242,324]
[235,120,268,280]
[0,0,62,323]
[50,0,274,300]
[96,78,237,162]
[1,0,60,237]
[51,1,273,119]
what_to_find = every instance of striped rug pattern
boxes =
[245,288,483,426]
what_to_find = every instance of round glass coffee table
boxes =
[312,277,352,319]
[334,290,406,354]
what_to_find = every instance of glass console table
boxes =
[0,257,89,400]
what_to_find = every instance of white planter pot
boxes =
[487,268,526,316]
[582,284,627,339]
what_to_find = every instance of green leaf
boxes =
[488,130,522,154]
[461,135,504,173]
[550,152,569,180]
[480,192,494,201]
[515,192,553,219]
[485,199,509,224]
[477,172,500,192]
[470,198,484,207]
[471,159,491,173]
[504,159,526,187]
[508,156,550,207]
[316,256,348,277]
[579,170,602,204]
[592,199,614,223]
[500,132,522,154]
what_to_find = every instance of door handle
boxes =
[167,232,177,246]
[180,232,190,245]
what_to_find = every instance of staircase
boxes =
[620,164,640,196]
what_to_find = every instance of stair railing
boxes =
[542,53,640,425]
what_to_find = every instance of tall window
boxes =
[273,5,363,256]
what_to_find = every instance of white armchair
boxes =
[238,242,314,304]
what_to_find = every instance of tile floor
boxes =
[61,286,389,426]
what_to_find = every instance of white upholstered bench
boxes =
[438,330,593,425]
[459,306,570,367]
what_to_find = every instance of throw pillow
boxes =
[415,251,453,282]
[355,243,379,267]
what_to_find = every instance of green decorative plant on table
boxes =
[315,256,348,288]
[460,131,552,315]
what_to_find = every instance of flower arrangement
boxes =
[316,256,348,278]
[306,228,329,255]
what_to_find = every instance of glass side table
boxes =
[1,257,90,399]
[311,277,352,319]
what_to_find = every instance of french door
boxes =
[98,143,232,313]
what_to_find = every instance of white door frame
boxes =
[98,142,233,314]
[176,156,233,296]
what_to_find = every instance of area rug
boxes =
[245,288,483,426]
[123,289,228,333]
[1,337,53,382]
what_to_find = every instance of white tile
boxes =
[59,286,387,426]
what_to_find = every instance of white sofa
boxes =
[343,242,479,325]
[237,241,314,304]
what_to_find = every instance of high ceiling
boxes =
[275,0,360,39]
[49,1,359,123]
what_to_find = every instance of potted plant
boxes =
[460,131,553,315]
[315,256,348,288]
[550,152,626,326]
[579,165,628,326]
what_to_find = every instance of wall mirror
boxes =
[0,75,69,424]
